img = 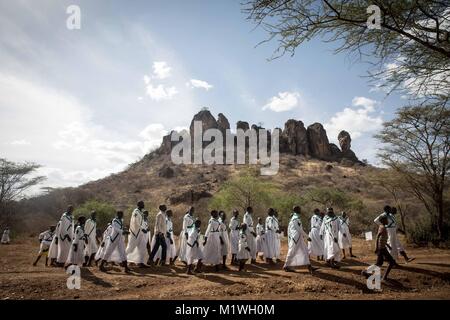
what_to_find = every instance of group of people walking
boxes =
[27,201,413,280]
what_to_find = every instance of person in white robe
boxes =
[83,211,98,266]
[255,217,267,261]
[151,210,177,264]
[243,206,257,263]
[219,211,230,269]
[320,207,342,268]
[264,208,277,263]
[48,221,60,266]
[33,225,56,266]
[308,209,324,260]
[95,223,112,264]
[126,201,147,267]
[283,206,316,274]
[273,211,282,262]
[374,206,414,263]
[178,207,195,264]
[56,205,74,266]
[338,211,356,259]
[237,224,251,271]
[186,220,204,274]
[202,210,223,270]
[148,205,168,266]
[66,216,88,267]
[228,209,240,264]
[99,211,130,273]
[1,227,10,244]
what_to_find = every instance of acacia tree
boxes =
[375,100,450,241]
[0,158,46,222]
[244,0,450,98]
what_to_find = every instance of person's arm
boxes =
[374,213,383,226]
[375,231,381,254]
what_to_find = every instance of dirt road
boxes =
[1,237,449,300]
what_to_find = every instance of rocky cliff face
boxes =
[154,110,363,165]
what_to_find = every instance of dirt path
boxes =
[1,238,449,300]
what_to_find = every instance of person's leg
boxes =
[45,256,49,266]
[342,249,346,259]
[87,253,95,266]
[33,254,42,266]
[400,250,415,263]
[186,264,193,274]
[349,247,356,258]
[160,235,167,266]
[195,260,203,273]
[148,235,161,265]
[239,259,245,271]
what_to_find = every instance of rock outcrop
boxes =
[307,123,332,160]
[338,130,351,152]
[236,121,250,131]
[217,113,230,135]
[281,119,309,155]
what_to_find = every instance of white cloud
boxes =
[325,96,383,141]
[186,79,213,91]
[152,61,171,79]
[10,139,31,146]
[145,82,178,101]
[143,75,151,85]
[262,91,300,112]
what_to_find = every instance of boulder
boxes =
[281,119,309,155]
[236,121,250,131]
[158,165,175,178]
[189,109,218,136]
[338,130,351,152]
[307,123,332,160]
[217,113,230,135]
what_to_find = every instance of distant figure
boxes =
[264,208,277,264]
[374,206,414,263]
[228,209,240,265]
[338,212,356,259]
[186,219,204,274]
[243,206,257,264]
[308,209,324,261]
[363,215,398,281]
[148,204,168,266]
[127,201,147,267]
[66,216,87,268]
[283,206,317,274]
[56,205,74,266]
[47,221,60,266]
[255,217,266,261]
[33,225,56,266]
[179,206,195,265]
[320,207,342,269]
[99,211,130,273]
[237,223,251,271]
[202,210,223,271]
[84,210,98,266]
[1,227,10,244]
[219,211,230,269]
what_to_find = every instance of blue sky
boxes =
[0,0,404,192]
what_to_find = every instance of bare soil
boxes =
[1,237,449,300]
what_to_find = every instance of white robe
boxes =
[255,223,267,256]
[285,213,310,267]
[228,217,240,255]
[320,215,342,262]
[219,218,229,257]
[273,217,281,259]
[57,213,74,264]
[237,231,251,260]
[1,229,10,244]
[48,222,60,259]
[103,218,126,263]
[243,212,257,259]
[374,212,404,260]
[338,216,352,249]
[95,224,112,261]
[178,213,195,262]
[126,208,144,262]
[38,230,54,255]
[308,215,324,256]
[84,218,98,256]
[264,216,277,259]
[202,218,222,265]
[66,225,86,266]
[186,227,204,265]
[151,217,176,262]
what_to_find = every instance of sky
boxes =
[0,0,405,195]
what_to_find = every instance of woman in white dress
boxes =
[179,207,195,264]
[237,224,251,271]
[202,210,223,271]
[228,209,240,265]
[308,209,324,260]
[264,208,277,263]
[95,223,112,264]
[48,221,60,266]
[186,220,204,274]
[255,217,267,261]
[219,211,230,269]
[338,211,356,259]
[320,207,342,269]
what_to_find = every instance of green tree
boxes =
[244,0,450,99]
[376,101,450,241]
[73,200,116,231]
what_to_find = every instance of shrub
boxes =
[73,200,116,231]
